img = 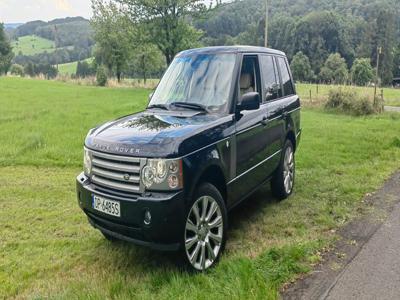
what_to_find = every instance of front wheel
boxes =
[183,183,227,271]
[271,140,295,200]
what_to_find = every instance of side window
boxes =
[276,57,295,96]
[260,55,281,101]
[239,56,261,100]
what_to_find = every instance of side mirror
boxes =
[238,92,260,111]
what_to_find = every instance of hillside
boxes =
[196,0,400,82]
[58,57,94,75]
[13,17,92,45]
[10,17,94,66]
[12,35,55,56]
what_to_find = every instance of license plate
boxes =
[92,195,121,217]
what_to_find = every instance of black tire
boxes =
[182,183,228,271]
[101,231,117,242]
[271,139,295,200]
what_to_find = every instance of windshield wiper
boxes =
[171,102,209,113]
[147,104,170,110]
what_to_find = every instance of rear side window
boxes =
[276,57,295,96]
[260,55,282,101]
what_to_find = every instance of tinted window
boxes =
[276,57,294,96]
[260,55,281,101]
[239,56,261,99]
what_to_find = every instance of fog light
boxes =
[144,210,152,225]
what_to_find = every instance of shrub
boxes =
[351,58,374,86]
[325,88,380,116]
[96,66,108,87]
[10,64,25,77]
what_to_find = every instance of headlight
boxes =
[83,148,92,176]
[142,159,183,190]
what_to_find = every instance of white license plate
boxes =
[92,195,121,217]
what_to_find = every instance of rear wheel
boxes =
[271,140,295,200]
[183,183,227,271]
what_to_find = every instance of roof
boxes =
[177,46,286,57]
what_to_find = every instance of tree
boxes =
[10,64,24,77]
[351,58,374,86]
[24,62,35,77]
[96,65,108,86]
[290,51,314,82]
[91,0,133,82]
[393,44,400,78]
[130,43,165,83]
[76,60,93,78]
[374,7,395,85]
[0,23,14,75]
[293,11,354,74]
[319,53,348,84]
[116,0,205,64]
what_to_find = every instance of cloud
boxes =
[56,0,72,12]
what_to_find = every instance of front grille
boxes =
[89,149,145,195]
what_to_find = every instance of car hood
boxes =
[85,109,234,158]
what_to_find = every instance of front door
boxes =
[230,55,270,203]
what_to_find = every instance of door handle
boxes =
[282,110,288,119]
[261,116,268,126]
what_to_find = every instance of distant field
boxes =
[12,35,74,56]
[58,58,95,75]
[12,35,55,56]
[297,83,400,107]
[1,77,400,299]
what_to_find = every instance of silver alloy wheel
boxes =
[184,195,223,271]
[283,146,294,194]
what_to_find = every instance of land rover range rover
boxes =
[76,46,301,271]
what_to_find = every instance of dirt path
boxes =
[282,171,400,300]
[385,106,400,112]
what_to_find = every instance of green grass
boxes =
[12,35,56,56]
[11,35,74,57]
[58,58,95,75]
[1,77,400,299]
[297,83,400,107]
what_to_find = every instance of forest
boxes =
[1,0,399,85]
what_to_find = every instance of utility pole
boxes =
[374,46,382,105]
[54,25,59,71]
[264,0,268,47]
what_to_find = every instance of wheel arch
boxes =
[190,163,228,205]
[286,130,297,152]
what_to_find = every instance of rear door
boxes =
[257,55,286,177]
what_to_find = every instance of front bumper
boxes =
[76,172,185,251]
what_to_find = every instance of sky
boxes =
[0,0,93,23]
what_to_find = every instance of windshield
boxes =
[149,53,236,112]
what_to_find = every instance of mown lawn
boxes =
[297,83,400,107]
[1,77,400,299]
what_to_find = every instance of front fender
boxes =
[182,141,230,204]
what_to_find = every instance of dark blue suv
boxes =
[76,46,301,271]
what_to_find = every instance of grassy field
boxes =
[297,83,400,107]
[1,77,400,299]
[58,58,95,75]
[12,35,56,56]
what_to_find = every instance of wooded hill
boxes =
[196,0,400,83]
[8,17,93,67]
